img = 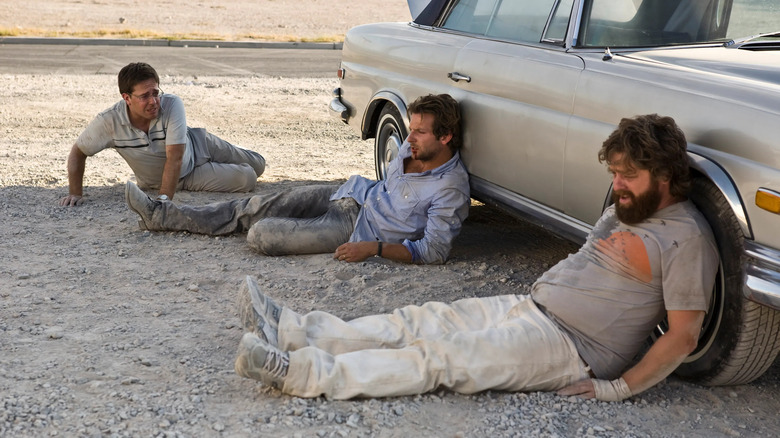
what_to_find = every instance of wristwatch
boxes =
[156,194,169,201]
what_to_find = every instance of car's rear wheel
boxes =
[669,177,780,385]
[374,104,407,180]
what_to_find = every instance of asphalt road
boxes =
[0,43,342,77]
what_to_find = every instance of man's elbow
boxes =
[682,332,700,355]
[416,246,449,265]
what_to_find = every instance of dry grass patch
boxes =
[0,27,344,42]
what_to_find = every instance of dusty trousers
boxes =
[182,129,266,193]
[149,185,360,255]
[276,294,589,399]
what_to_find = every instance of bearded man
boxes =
[233,114,719,401]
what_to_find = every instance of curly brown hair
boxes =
[407,94,462,152]
[118,62,160,96]
[598,114,690,198]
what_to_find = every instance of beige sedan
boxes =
[331,0,780,386]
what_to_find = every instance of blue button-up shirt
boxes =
[331,141,470,264]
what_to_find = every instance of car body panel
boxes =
[339,23,467,135]
[331,0,780,314]
[453,39,584,211]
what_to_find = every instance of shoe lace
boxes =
[264,348,289,379]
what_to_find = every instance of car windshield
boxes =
[579,0,780,48]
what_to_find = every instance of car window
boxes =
[442,0,560,43]
[485,0,558,42]
[580,0,780,47]
[727,0,780,40]
[545,0,575,42]
[442,0,500,35]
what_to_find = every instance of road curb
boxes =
[0,36,343,50]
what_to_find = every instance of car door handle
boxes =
[447,72,472,83]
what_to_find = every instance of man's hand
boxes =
[557,379,596,399]
[59,194,84,207]
[558,378,632,402]
[333,242,376,263]
[61,144,87,206]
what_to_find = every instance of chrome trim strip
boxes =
[570,0,585,48]
[757,187,780,197]
[743,241,780,310]
[745,241,780,271]
[687,149,752,238]
[470,176,591,244]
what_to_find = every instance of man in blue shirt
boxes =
[125,94,470,264]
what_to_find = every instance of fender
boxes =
[687,149,752,240]
[361,91,410,140]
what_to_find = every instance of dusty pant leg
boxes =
[181,161,258,193]
[150,185,337,235]
[279,295,524,353]
[205,131,266,176]
[246,197,359,256]
[282,299,585,399]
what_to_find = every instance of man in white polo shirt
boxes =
[59,62,266,206]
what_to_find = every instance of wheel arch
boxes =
[687,150,752,240]
[361,91,410,140]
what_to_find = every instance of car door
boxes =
[443,0,584,212]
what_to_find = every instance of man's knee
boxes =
[246,216,345,256]
[247,153,266,177]
[247,221,278,255]
[247,219,302,255]
[233,164,258,192]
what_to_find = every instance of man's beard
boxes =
[411,145,434,162]
[611,184,662,225]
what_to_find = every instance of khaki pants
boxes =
[182,129,266,193]
[278,295,589,399]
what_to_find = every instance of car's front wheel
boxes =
[374,104,407,180]
[671,177,780,385]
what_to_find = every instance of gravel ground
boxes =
[2,69,780,438]
[2,1,780,437]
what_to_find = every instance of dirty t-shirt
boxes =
[531,200,718,379]
[75,94,195,188]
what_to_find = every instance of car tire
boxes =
[374,104,407,180]
[672,177,780,385]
